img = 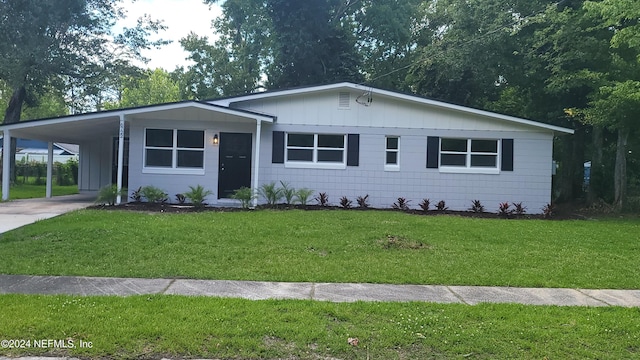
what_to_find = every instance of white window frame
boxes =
[384,136,400,171]
[143,128,206,175]
[439,138,500,174]
[285,133,347,169]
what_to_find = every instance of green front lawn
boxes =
[1,294,638,359]
[5,183,78,200]
[1,210,639,289]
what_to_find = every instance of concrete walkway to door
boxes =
[0,193,96,234]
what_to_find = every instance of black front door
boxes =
[218,132,252,199]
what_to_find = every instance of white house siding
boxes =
[78,138,112,192]
[236,90,556,213]
[127,119,256,205]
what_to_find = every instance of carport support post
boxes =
[46,142,53,198]
[2,130,10,201]
[252,120,262,208]
[116,114,125,205]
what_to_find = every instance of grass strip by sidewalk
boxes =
[1,294,639,359]
[1,209,639,289]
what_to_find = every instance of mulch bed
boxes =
[89,201,592,220]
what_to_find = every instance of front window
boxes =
[144,129,205,171]
[285,133,346,168]
[440,138,498,169]
[385,136,400,170]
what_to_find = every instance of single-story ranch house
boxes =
[1,82,573,213]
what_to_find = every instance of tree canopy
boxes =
[2,0,638,211]
[0,0,167,124]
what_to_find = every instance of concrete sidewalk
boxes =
[0,194,95,234]
[1,275,639,307]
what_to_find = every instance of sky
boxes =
[117,0,222,71]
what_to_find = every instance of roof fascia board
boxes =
[0,112,123,131]
[218,82,573,135]
[122,101,274,122]
[0,102,274,132]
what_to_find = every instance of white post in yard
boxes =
[116,114,125,205]
[46,141,53,198]
[2,130,10,201]
[252,120,262,208]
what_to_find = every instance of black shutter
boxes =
[426,136,439,168]
[272,131,285,164]
[347,134,360,166]
[501,139,514,171]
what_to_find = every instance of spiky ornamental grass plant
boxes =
[419,198,431,211]
[231,187,256,209]
[96,185,126,206]
[356,194,370,208]
[294,188,314,205]
[184,185,213,207]
[280,181,296,204]
[140,185,168,203]
[259,182,283,205]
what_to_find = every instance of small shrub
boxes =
[419,198,430,211]
[339,196,352,209]
[141,186,168,203]
[315,192,329,206]
[175,193,186,204]
[231,187,256,209]
[392,197,411,211]
[498,202,513,217]
[184,185,214,207]
[280,181,296,204]
[435,200,448,211]
[130,187,143,202]
[513,202,527,215]
[295,188,314,205]
[259,182,283,205]
[542,203,555,219]
[469,200,485,213]
[356,194,370,208]
[96,185,126,206]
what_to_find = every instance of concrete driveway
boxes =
[0,193,96,234]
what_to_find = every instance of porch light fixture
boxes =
[212,134,219,146]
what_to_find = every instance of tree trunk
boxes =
[557,125,585,203]
[613,127,629,211]
[3,86,26,184]
[587,125,603,205]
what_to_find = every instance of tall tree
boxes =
[581,0,640,210]
[407,0,554,107]
[0,0,166,181]
[265,0,363,88]
[353,0,423,90]
[199,0,363,92]
[105,68,182,109]
[511,1,612,203]
[178,0,272,98]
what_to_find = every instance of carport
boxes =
[1,101,274,204]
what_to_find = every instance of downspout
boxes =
[116,114,125,205]
[2,130,10,201]
[252,120,262,208]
